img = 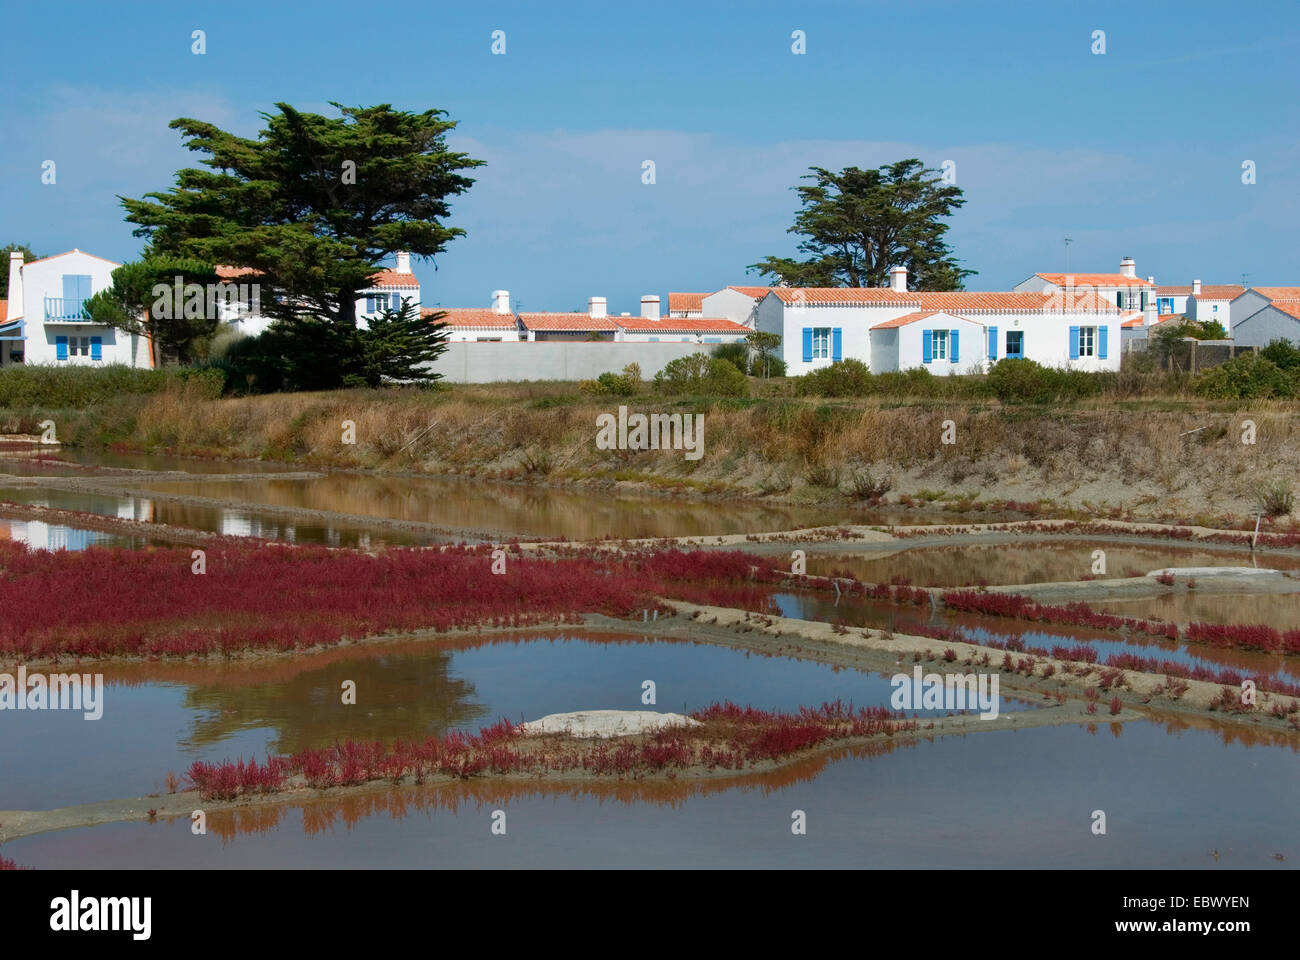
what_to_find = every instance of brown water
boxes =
[807,541,1300,588]
[1095,592,1300,632]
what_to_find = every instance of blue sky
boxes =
[2,0,1297,312]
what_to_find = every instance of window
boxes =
[1079,326,1096,357]
[1005,330,1024,358]
[812,327,831,359]
[1158,297,1173,314]
[932,329,949,360]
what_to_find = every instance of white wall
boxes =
[19,252,145,367]
[761,294,1123,376]
[1188,297,1231,327]
[1230,291,1271,333]
[895,315,988,375]
[700,288,761,329]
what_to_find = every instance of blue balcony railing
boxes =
[44,296,90,322]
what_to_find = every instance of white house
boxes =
[519,298,618,341]
[1231,297,1300,348]
[666,293,707,318]
[1186,282,1243,329]
[699,286,772,330]
[3,249,153,367]
[756,266,1124,376]
[356,251,420,326]
[1014,257,1155,311]
[610,295,749,343]
[1229,287,1300,345]
[423,290,522,341]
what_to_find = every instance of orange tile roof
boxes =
[366,270,419,288]
[1246,287,1300,301]
[1156,285,1192,296]
[215,265,262,279]
[1189,285,1245,300]
[517,312,618,331]
[421,307,518,329]
[612,315,749,333]
[917,291,1120,312]
[726,286,774,299]
[1267,302,1300,321]
[1122,310,1158,328]
[667,292,708,313]
[871,309,984,330]
[1035,273,1152,287]
[0,300,6,323]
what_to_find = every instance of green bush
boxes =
[1193,353,1296,399]
[0,364,223,408]
[578,363,641,397]
[794,359,872,397]
[1260,339,1300,372]
[987,358,1104,404]
[652,354,748,397]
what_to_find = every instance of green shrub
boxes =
[794,359,872,397]
[987,358,1104,404]
[1260,339,1300,372]
[0,364,223,408]
[652,354,748,396]
[1193,353,1296,399]
[578,363,641,397]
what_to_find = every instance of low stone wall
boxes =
[425,340,716,383]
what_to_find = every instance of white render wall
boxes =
[18,252,148,367]
[759,296,1123,377]
[700,288,761,329]
[1188,297,1232,328]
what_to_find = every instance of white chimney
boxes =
[395,251,411,273]
[491,289,511,314]
[7,252,23,320]
[588,296,607,318]
[1119,256,1136,278]
[889,265,908,292]
[1192,279,1202,296]
[640,295,661,321]
[1146,276,1154,285]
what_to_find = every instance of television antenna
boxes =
[1064,237,1073,273]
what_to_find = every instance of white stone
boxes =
[519,710,702,739]
[1146,567,1282,579]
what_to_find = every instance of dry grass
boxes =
[51,385,1300,518]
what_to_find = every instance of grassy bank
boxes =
[3,372,1299,520]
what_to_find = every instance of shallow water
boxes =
[5,721,1294,868]
[0,631,1002,812]
[0,486,435,548]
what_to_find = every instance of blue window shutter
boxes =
[391,293,401,311]
[62,275,78,301]
[1140,291,1148,310]
[56,336,68,360]
[922,330,933,364]
[1069,325,1080,359]
[90,336,102,360]
[1098,325,1108,359]
[831,327,842,361]
[950,329,959,363]
[1115,292,1123,308]
[987,325,998,361]
[801,328,813,362]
